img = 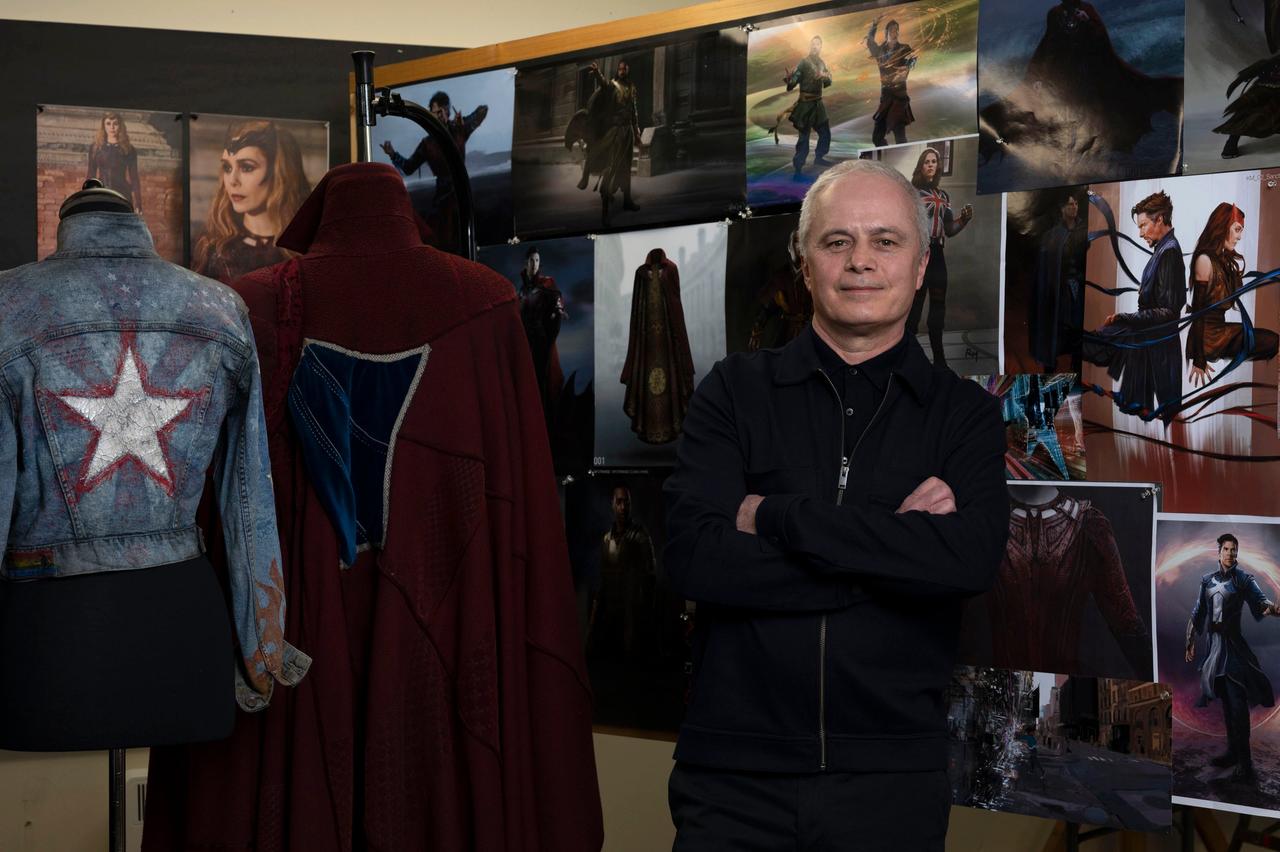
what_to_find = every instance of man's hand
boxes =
[379,140,395,156]
[896,477,956,515]
[1102,313,1118,327]
[1189,363,1215,388]
[1185,643,1196,663]
[1265,604,1280,617]
[737,494,765,534]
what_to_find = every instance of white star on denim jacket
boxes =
[58,347,192,488]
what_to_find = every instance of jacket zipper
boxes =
[814,370,897,771]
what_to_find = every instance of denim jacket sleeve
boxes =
[0,382,15,560]
[213,317,311,711]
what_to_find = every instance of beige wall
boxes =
[0,0,695,49]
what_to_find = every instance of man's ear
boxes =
[800,253,813,292]
[915,248,930,292]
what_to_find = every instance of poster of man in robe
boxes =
[372,68,516,250]
[478,236,595,474]
[512,30,746,237]
[1156,514,1280,816]
[1079,169,1280,516]
[745,0,979,208]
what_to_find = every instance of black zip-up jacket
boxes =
[663,325,1008,774]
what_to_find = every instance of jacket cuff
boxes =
[233,641,313,713]
[756,494,802,545]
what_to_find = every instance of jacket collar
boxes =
[277,162,427,257]
[52,211,158,259]
[774,324,934,401]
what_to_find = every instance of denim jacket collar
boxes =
[52,211,158,259]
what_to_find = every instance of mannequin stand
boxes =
[110,748,125,852]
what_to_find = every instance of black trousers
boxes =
[1218,675,1253,769]
[793,122,832,172]
[669,763,952,851]
[907,244,948,366]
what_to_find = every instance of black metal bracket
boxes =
[1229,814,1280,850]
[350,50,477,261]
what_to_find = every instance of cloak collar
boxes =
[277,162,427,257]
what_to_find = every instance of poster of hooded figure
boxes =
[594,222,727,468]
[1156,514,1280,816]
[975,0,1185,195]
[1079,169,1280,516]
[745,0,979,208]
[1183,0,1280,175]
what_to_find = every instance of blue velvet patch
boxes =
[287,342,425,567]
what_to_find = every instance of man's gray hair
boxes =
[797,159,931,261]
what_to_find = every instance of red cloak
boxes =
[143,162,603,852]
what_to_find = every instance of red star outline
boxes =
[42,330,208,500]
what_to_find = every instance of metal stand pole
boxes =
[349,51,478,261]
[108,748,125,852]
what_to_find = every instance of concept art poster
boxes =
[1183,0,1280,176]
[593,222,728,468]
[478,236,595,474]
[564,472,689,736]
[36,104,183,263]
[861,135,1001,373]
[957,481,1157,681]
[975,0,1185,194]
[512,30,747,237]
[1156,514,1280,817]
[745,0,979,208]
[188,113,328,284]
[1079,169,1280,516]
[968,374,1086,480]
[1002,184,1089,374]
[948,667,1172,831]
[724,211,807,356]
[371,68,516,249]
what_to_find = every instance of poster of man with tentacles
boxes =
[1078,169,1280,515]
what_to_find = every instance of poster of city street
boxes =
[947,667,1172,830]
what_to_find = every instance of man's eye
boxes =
[827,239,848,249]
[878,239,897,247]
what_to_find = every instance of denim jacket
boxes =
[0,212,309,711]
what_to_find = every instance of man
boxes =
[380,90,488,248]
[663,159,1009,850]
[866,18,917,147]
[1082,191,1185,419]
[1186,533,1279,786]
[568,60,642,226]
[590,485,657,659]
[783,36,833,177]
[748,229,813,351]
[516,245,567,426]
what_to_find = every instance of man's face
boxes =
[1220,540,1239,569]
[617,61,630,81]
[800,173,927,336]
[430,100,449,122]
[886,23,900,43]
[810,37,823,57]
[1135,212,1168,247]
[611,488,631,523]
[525,251,540,277]
[1062,196,1079,223]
